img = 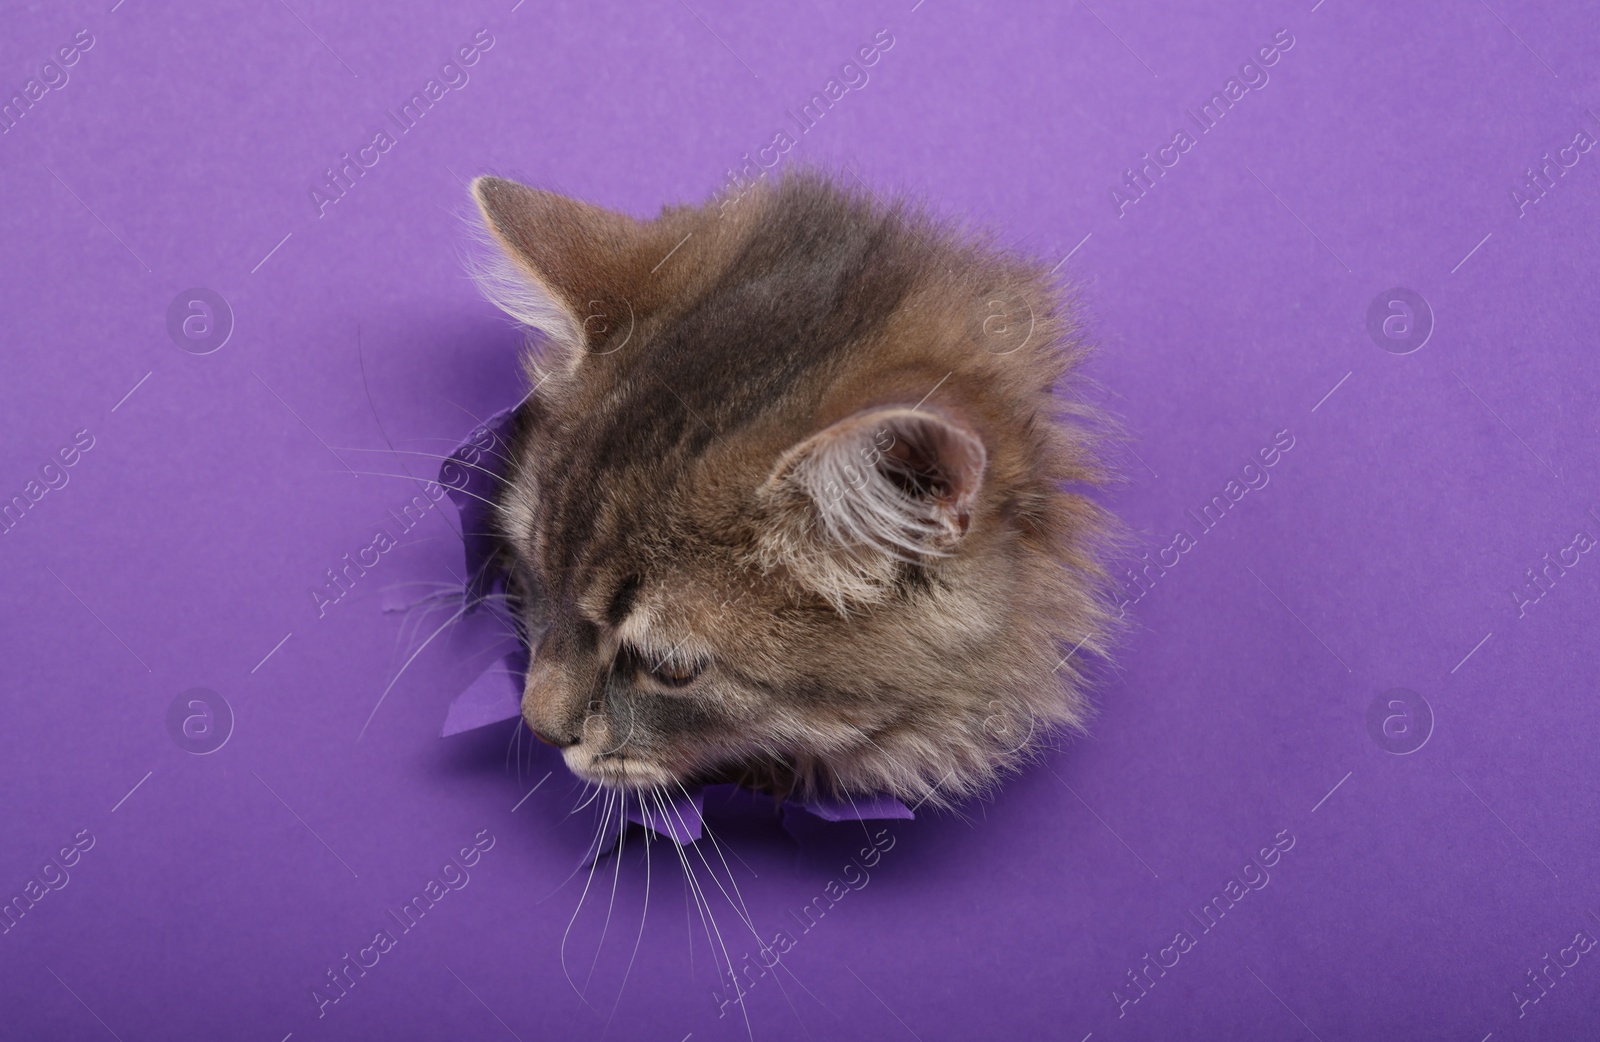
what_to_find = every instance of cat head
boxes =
[469,170,1118,806]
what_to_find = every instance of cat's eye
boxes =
[619,643,705,688]
[648,657,704,688]
[614,641,705,688]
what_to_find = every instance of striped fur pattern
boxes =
[470,171,1119,807]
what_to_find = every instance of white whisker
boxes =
[572,780,606,815]
[661,793,751,1041]
[664,785,817,1035]
[504,712,520,773]
[660,787,785,1041]
[774,958,838,1022]
[560,790,614,1010]
[682,856,695,979]
[666,786,815,1034]
[379,580,471,593]
[399,433,517,470]
[604,787,654,1031]
[838,790,878,846]
[583,790,629,997]
[358,601,470,740]
[331,467,503,510]
[668,782,761,938]
[331,445,512,486]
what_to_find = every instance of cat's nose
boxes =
[529,724,578,748]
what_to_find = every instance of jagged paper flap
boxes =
[795,792,915,822]
[439,406,519,612]
[440,651,524,737]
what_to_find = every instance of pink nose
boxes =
[529,724,575,748]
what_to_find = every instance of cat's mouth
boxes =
[566,747,802,796]
[564,747,679,790]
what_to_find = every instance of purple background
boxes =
[3,0,1598,1038]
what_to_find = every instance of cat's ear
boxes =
[760,405,987,609]
[470,176,656,354]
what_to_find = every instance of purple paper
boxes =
[439,652,523,737]
[440,406,520,612]
[626,787,706,844]
[3,1,1599,1040]
[795,792,915,822]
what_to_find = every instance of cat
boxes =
[468,169,1120,808]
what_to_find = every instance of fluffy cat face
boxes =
[470,171,1117,806]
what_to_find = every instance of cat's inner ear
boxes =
[470,176,656,355]
[762,405,988,603]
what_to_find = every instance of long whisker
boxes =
[329,467,504,511]
[838,789,878,847]
[505,712,520,774]
[661,792,754,1042]
[378,580,471,593]
[533,785,612,907]
[668,796,718,971]
[583,789,628,997]
[765,957,813,1040]
[358,601,469,740]
[518,718,531,783]
[668,785,810,1038]
[331,445,512,486]
[603,786,654,1034]
[682,851,695,979]
[677,793,814,1029]
[431,391,502,433]
[773,958,838,1024]
[665,784,814,1030]
[659,796,722,968]
[668,782,761,938]
[459,633,522,669]
[560,789,613,1010]
[693,793,763,883]
[395,434,517,469]
[353,342,477,584]
[387,586,459,657]
[572,780,606,815]
[463,592,523,609]
[431,388,540,453]
[381,581,520,646]
[357,325,470,503]
[659,790,784,1037]
[380,590,473,632]
[427,390,541,475]
[684,793,812,1037]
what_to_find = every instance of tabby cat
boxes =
[469,170,1118,808]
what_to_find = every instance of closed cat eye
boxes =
[645,651,705,687]
[615,642,705,687]
[647,657,704,687]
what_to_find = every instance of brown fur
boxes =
[470,170,1121,808]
